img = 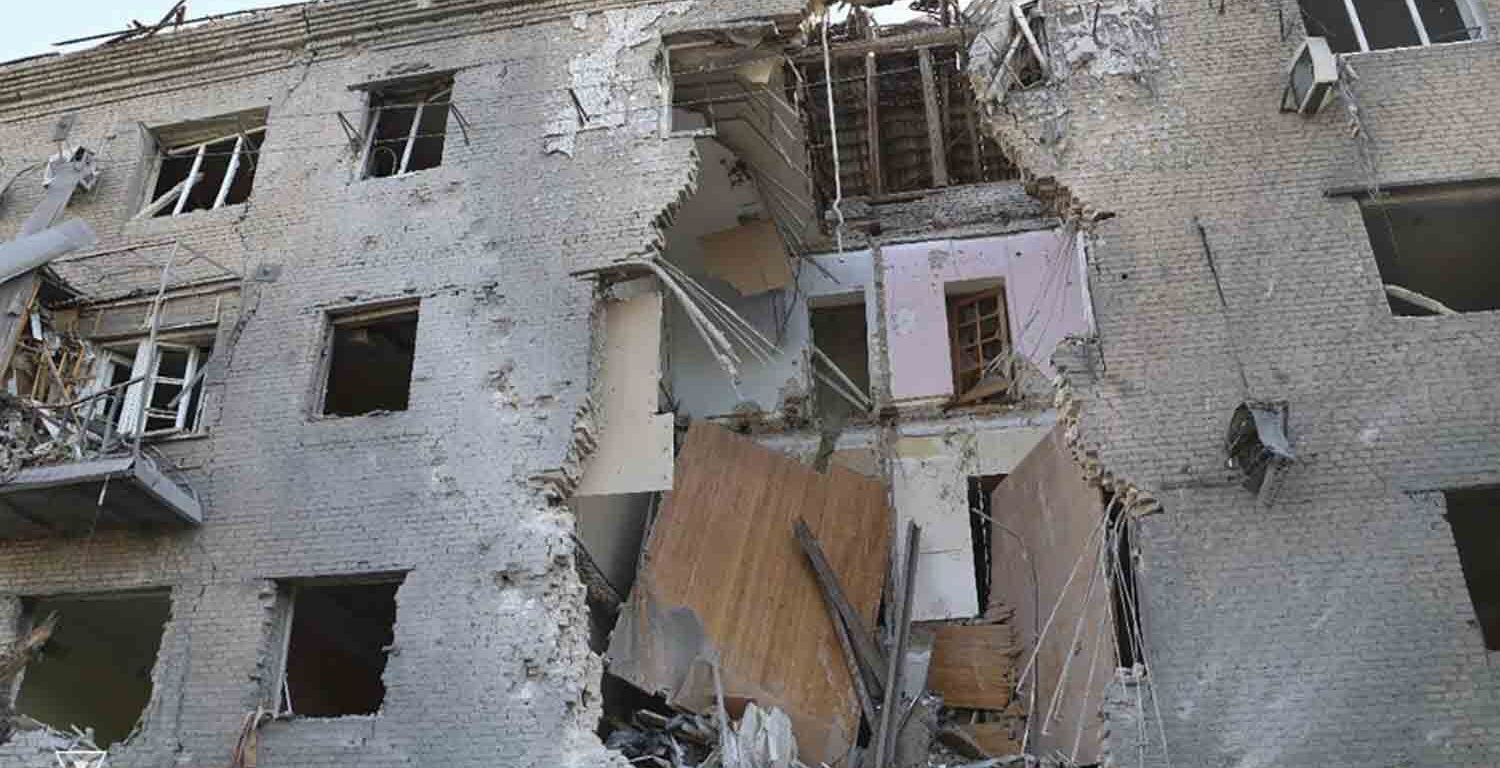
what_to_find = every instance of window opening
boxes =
[968,474,1006,614]
[1357,181,1500,315]
[321,302,419,417]
[358,75,454,179]
[947,285,1013,404]
[1443,488,1500,650]
[14,591,170,746]
[140,115,266,218]
[274,576,404,717]
[1298,0,1484,52]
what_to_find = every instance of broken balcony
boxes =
[0,276,208,539]
[0,388,202,538]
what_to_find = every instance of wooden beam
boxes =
[791,26,966,62]
[875,522,921,768]
[918,48,949,188]
[865,53,883,196]
[795,518,887,697]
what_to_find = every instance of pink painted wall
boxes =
[883,230,1090,402]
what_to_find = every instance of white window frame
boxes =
[1339,0,1488,51]
[137,125,267,219]
[356,83,453,179]
[108,340,210,437]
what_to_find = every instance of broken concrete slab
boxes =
[576,281,673,496]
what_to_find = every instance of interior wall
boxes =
[893,418,1054,621]
[572,493,653,598]
[988,426,1109,764]
[883,230,1090,403]
[15,592,171,746]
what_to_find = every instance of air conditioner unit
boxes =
[1281,37,1337,115]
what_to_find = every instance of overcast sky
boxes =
[1,1,290,63]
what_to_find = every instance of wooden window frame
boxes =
[947,285,1013,404]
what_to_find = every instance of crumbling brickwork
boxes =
[972,0,1500,764]
[0,1,806,766]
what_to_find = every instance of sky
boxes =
[2,1,950,64]
[1,1,290,63]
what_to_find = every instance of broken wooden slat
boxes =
[874,522,921,768]
[957,722,1023,758]
[607,422,891,765]
[794,518,887,698]
[917,48,949,188]
[926,623,1020,709]
[864,52,883,196]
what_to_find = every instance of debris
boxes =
[720,703,798,768]
[0,612,57,745]
[1384,283,1456,316]
[1225,400,1295,505]
[927,623,1020,709]
[607,422,891,765]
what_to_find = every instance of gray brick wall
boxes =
[975,0,1500,764]
[0,1,805,766]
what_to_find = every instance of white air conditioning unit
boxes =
[1281,37,1337,115]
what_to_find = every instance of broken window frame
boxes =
[947,285,1014,404]
[1320,0,1486,51]
[138,125,267,219]
[355,76,455,180]
[94,336,212,439]
[314,300,421,418]
[267,573,406,718]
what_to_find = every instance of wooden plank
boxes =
[864,53,883,196]
[927,623,1020,709]
[607,422,891,765]
[791,26,966,61]
[794,518,887,697]
[918,47,949,188]
[874,522,920,768]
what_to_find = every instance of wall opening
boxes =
[321,302,419,417]
[1359,181,1500,316]
[14,590,170,746]
[809,297,871,419]
[1106,496,1140,667]
[968,474,1005,614]
[275,575,403,717]
[1443,488,1500,650]
[359,74,454,179]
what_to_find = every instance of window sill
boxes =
[146,430,211,445]
[1343,36,1487,59]
[125,201,251,232]
[308,409,409,423]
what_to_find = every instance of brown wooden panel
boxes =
[608,422,891,764]
[926,623,1019,709]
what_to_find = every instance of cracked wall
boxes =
[0,1,801,766]
[969,0,1500,764]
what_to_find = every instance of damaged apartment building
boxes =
[0,0,1494,765]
